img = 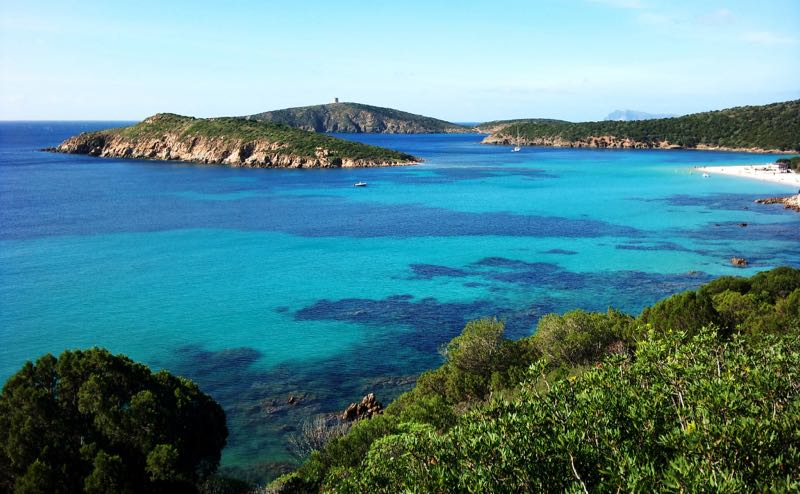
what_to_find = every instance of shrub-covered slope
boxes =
[245,103,469,134]
[50,113,419,168]
[484,100,800,152]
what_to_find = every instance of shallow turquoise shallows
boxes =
[1,122,798,480]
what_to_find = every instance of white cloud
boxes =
[698,8,735,26]
[585,0,646,9]
[743,31,798,46]
[635,12,678,26]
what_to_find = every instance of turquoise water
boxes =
[1,123,798,480]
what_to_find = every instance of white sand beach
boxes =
[694,163,800,187]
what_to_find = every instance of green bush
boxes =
[0,348,227,494]
[444,318,507,375]
[748,266,800,303]
[697,275,752,298]
[334,328,800,493]
[532,309,631,366]
[638,291,720,335]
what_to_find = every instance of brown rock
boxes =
[341,393,383,422]
[731,257,748,267]
[755,194,800,213]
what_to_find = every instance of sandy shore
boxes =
[694,164,800,187]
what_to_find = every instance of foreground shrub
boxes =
[335,327,800,493]
[638,291,720,335]
[0,348,227,494]
[532,309,631,366]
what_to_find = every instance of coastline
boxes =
[481,135,797,154]
[693,164,800,187]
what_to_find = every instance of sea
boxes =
[1,122,799,482]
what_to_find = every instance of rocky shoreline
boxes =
[755,194,800,213]
[46,114,420,169]
[48,134,414,169]
[481,134,792,154]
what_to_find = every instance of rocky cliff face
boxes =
[481,133,680,150]
[482,133,792,153]
[49,115,419,168]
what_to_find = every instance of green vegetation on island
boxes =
[472,118,569,134]
[270,267,800,493]
[52,113,419,167]
[245,102,470,134]
[489,100,800,152]
[0,348,228,494]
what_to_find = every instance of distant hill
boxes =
[48,113,419,168]
[604,110,676,121]
[484,100,800,152]
[473,118,570,134]
[244,102,470,134]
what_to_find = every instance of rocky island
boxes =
[483,100,800,153]
[48,113,420,168]
[244,101,470,134]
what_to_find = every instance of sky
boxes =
[0,0,798,121]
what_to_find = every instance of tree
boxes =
[638,291,720,335]
[0,348,227,494]
[532,309,631,366]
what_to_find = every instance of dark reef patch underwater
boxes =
[1,124,799,482]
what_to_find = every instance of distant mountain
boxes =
[604,110,676,121]
[244,102,470,134]
[484,100,800,152]
[47,113,419,168]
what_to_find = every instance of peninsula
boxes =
[48,113,419,168]
[244,102,470,134]
[483,100,800,153]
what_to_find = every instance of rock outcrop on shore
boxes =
[48,113,420,168]
[341,393,383,422]
[755,194,800,213]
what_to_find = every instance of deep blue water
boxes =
[1,122,799,481]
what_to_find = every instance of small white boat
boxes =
[354,181,368,187]
[702,172,710,178]
[511,125,522,152]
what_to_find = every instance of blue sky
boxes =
[0,0,798,121]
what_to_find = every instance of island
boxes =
[483,99,800,153]
[48,113,420,168]
[244,101,470,134]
